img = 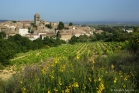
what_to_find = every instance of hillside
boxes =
[0,42,139,92]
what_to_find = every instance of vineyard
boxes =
[10,42,124,65]
[1,42,138,93]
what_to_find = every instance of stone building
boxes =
[34,13,40,25]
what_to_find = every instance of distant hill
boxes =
[0,20,9,22]
[65,21,139,25]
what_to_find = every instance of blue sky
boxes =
[0,0,139,22]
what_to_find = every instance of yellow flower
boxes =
[76,55,80,59]
[98,77,101,81]
[88,77,92,82]
[72,82,79,88]
[111,64,114,69]
[97,82,105,93]
[20,81,23,84]
[83,84,86,89]
[58,79,62,85]
[124,77,128,81]
[50,75,54,79]
[41,68,46,75]
[48,90,51,93]
[65,87,70,93]
[114,77,117,83]
[54,87,58,92]
[21,87,26,93]
[92,59,95,64]
[123,85,126,88]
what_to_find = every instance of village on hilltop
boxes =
[0,13,98,41]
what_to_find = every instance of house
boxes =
[73,30,82,37]
[94,30,104,34]
[40,32,55,40]
[58,30,72,41]
[8,33,16,36]
[19,28,29,36]
[126,29,133,33]
[25,34,40,41]
[0,26,8,32]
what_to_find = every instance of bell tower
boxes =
[34,13,40,25]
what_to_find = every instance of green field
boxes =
[0,42,138,93]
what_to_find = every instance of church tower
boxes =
[34,13,40,25]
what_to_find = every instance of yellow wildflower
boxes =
[54,87,58,92]
[41,68,46,75]
[98,77,101,81]
[65,87,70,93]
[83,84,86,89]
[72,82,79,88]
[92,59,95,64]
[123,85,126,88]
[111,64,114,69]
[21,87,26,93]
[58,80,62,85]
[97,82,105,93]
[76,55,80,59]
[88,77,92,82]
[48,90,51,93]
[124,76,128,81]
[114,77,117,83]
[20,81,23,84]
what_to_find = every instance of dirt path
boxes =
[0,66,16,81]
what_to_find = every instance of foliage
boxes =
[31,23,37,29]
[8,34,33,53]
[69,35,90,44]
[0,31,6,39]
[57,21,64,30]
[12,20,17,23]
[45,24,52,29]
[127,29,139,53]
[69,22,73,26]
[2,49,139,93]
[0,39,17,65]
[28,27,34,34]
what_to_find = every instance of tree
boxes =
[33,38,44,49]
[0,39,17,65]
[57,22,64,30]
[0,32,6,39]
[8,34,33,52]
[12,20,17,23]
[45,24,52,29]
[69,22,73,26]
[127,31,139,53]
[31,23,37,29]
[28,27,34,34]
[56,31,61,38]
